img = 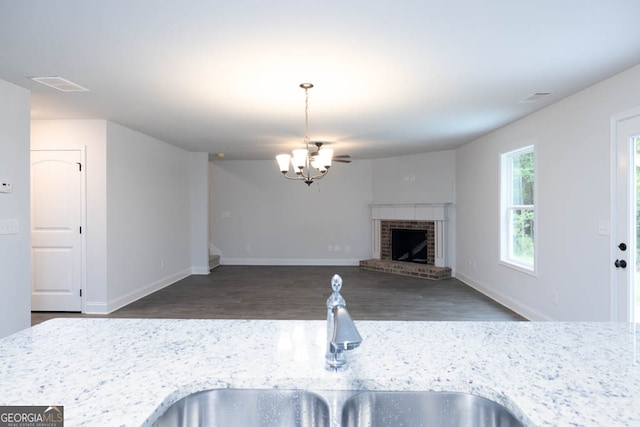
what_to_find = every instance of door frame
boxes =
[610,107,640,321]
[30,147,88,312]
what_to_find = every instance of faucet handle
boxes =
[331,274,342,293]
[327,274,346,309]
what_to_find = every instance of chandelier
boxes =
[276,83,333,186]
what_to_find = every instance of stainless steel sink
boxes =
[152,389,330,427]
[152,389,524,427]
[340,391,524,427]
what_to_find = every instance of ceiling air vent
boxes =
[30,76,90,92]
[519,92,552,103]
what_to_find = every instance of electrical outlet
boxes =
[0,219,19,234]
[0,182,12,193]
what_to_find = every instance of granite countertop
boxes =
[0,318,638,426]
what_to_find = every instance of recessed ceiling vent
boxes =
[30,76,90,92]
[519,92,552,103]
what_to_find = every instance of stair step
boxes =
[209,254,220,270]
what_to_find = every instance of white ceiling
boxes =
[1,0,640,160]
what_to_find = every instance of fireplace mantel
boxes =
[369,203,449,221]
[369,203,450,267]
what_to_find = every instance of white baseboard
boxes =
[191,266,210,275]
[84,268,192,314]
[454,272,552,321]
[220,258,361,266]
[83,301,109,314]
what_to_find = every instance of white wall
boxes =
[0,79,31,338]
[106,122,198,311]
[31,119,207,314]
[209,151,458,266]
[456,64,640,321]
[31,120,108,311]
[372,150,457,267]
[371,150,456,204]
[210,159,373,264]
[189,152,209,273]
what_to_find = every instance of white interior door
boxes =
[614,112,640,322]
[31,150,84,312]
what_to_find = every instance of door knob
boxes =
[615,259,627,268]
[619,243,627,251]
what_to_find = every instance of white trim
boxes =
[498,260,537,277]
[369,203,451,267]
[610,107,640,321]
[80,146,87,313]
[372,219,381,259]
[87,268,192,314]
[191,266,210,275]
[220,258,361,266]
[82,301,109,314]
[455,272,549,321]
[499,144,536,274]
[370,203,450,221]
[610,113,619,321]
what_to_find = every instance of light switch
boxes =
[0,182,12,193]
[598,220,610,236]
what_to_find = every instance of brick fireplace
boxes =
[360,203,452,280]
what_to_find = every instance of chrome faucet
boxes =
[325,274,362,371]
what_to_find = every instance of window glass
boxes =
[501,146,535,272]
[512,151,534,205]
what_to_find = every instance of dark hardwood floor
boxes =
[31,266,525,326]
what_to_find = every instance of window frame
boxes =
[500,145,537,275]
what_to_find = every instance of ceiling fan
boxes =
[309,142,352,164]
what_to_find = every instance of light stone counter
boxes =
[0,319,638,426]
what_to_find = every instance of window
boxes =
[501,145,535,273]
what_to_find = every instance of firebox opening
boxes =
[391,228,428,264]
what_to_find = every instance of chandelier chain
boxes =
[304,87,310,147]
